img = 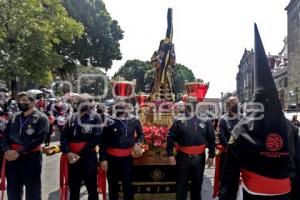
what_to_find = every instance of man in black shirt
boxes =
[2,92,49,200]
[99,102,144,200]
[166,104,215,200]
[213,96,241,197]
[60,96,102,200]
[219,96,241,148]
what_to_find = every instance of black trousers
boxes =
[176,153,206,200]
[68,151,99,200]
[6,152,42,200]
[243,190,291,200]
[107,155,133,200]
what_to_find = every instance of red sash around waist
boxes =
[0,144,42,199]
[106,147,132,157]
[60,142,105,200]
[241,169,291,195]
[178,145,206,155]
[11,144,42,153]
[60,142,87,200]
[69,142,87,154]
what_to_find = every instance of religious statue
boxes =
[149,8,176,102]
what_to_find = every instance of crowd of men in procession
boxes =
[0,25,299,200]
[0,92,298,200]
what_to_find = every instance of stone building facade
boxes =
[286,0,300,109]
[236,41,288,108]
[269,42,288,108]
[236,49,254,103]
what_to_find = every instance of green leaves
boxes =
[173,63,195,94]
[58,0,124,72]
[0,0,84,86]
[113,59,153,93]
[114,60,195,96]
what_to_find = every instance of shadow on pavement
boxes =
[48,188,89,200]
[48,190,59,200]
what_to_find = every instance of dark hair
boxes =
[17,92,35,102]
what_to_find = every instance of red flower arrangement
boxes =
[142,125,169,148]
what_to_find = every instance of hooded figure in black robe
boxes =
[218,24,300,200]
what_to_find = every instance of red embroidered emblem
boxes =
[266,133,283,152]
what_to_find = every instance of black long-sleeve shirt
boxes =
[166,115,216,158]
[218,113,240,148]
[2,110,49,153]
[99,115,144,161]
[60,112,102,156]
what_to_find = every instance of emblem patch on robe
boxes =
[82,125,92,134]
[260,133,289,158]
[26,127,35,135]
[199,122,205,129]
[266,133,283,152]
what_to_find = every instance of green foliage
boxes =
[173,63,195,94]
[114,60,195,95]
[0,0,84,86]
[76,65,109,99]
[113,59,153,93]
[58,0,123,75]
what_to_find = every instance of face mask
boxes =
[18,103,31,112]
[79,105,90,112]
[97,108,104,114]
[115,107,126,117]
[116,108,125,116]
[230,105,238,114]
[116,112,125,117]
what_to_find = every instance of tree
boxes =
[0,0,84,94]
[113,60,196,95]
[75,65,109,98]
[113,60,152,93]
[57,0,123,78]
[173,63,195,94]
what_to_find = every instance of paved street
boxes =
[2,150,224,200]
[41,153,219,200]
[2,139,242,200]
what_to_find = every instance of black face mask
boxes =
[79,105,90,112]
[97,108,104,114]
[115,105,126,117]
[18,103,31,112]
[230,105,238,114]
[116,112,125,117]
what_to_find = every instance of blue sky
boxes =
[104,0,290,98]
